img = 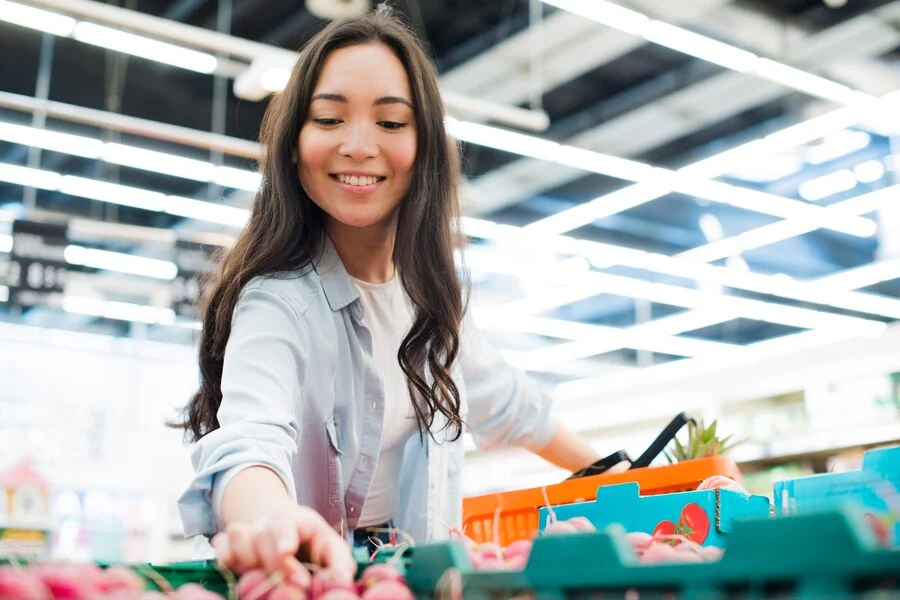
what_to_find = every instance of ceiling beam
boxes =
[466,1,900,216]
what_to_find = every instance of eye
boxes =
[378,121,408,131]
[313,118,342,126]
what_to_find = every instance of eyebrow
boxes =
[310,93,413,109]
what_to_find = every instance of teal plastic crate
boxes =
[775,445,900,547]
[403,505,900,599]
[537,481,771,547]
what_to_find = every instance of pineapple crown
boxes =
[665,418,740,463]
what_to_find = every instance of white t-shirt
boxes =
[350,274,418,527]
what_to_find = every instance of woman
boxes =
[175,5,602,583]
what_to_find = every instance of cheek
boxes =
[391,138,417,179]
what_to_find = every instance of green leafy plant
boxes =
[665,418,741,463]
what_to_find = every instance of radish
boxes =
[310,568,356,598]
[0,568,51,600]
[565,517,596,532]
[640,542,678,564]
[140,592,168,599]
[356,563,404,594]
[542,520,577,535]
[99,565,145,595]
[625,531,654,555]
[503,539,533,561]
[317,590,360,600]
[504,554,528,571]
[236,568,270,599]
[699,546,725,561]
[34,565,99,599]
[475,542,503,561]
[268,584,309,600]
[697,475,747,494]
[359,580,414,600]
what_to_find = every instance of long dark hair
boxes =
[174,6,467,443]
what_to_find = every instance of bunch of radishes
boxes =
[235,561,414,600]
[624,531,724,564]
[0,563,221,599]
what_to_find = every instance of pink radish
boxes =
[565,517,596,532]
[625,531,654,554]
[543,520,577,535]
[476,542,504,561]
[360,580,414,600]
[236,568,271,599]
[356,563,405,593]
[470,555,507,571]
[0,569,51,600]
[99,566,145,595]
[503,539,533,561]
[140,592,168,599]
[505,554,528,571]
[697,475,747,493]
[318,590,360,600]
[699,546,725,561]
[640,542,679,564]
[310,569,356,598]
[267,585,309,600]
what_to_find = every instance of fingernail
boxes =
[277,538,293,553]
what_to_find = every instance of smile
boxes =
[331,174,386,187]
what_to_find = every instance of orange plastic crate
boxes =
[461,455,743,546]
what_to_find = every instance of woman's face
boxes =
[298,43,417,238]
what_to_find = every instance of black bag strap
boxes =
[629,411,695,470]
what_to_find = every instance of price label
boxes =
[8,220,69,307]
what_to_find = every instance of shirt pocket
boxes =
[324,416,343,507]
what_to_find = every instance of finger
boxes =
[281,556,311,588]
[304,523,355,577]
[256,525,285,575]
[211,534,233,569]
[229,525,259,573]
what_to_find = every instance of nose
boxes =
[338,123,378,161]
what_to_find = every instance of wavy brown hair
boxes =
[173,5,467,443]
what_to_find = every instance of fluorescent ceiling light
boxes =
[806,130,871,165]
[753,59,858,104]
[813,257,900,292]
[0,162,61,191]
[0,0,75,36]
[0,233,11,254]
[59,175,165,212]
[72,22,218,74]
[679,184,900,263]
[62,295,176,325]
[213,166,262,192]
[0,122,103,159]
[165,196,249,227]
[64,245,177,280]
[798,170,857,201]
[0,121,259,190]
[644,20,758,72]
[854,160,885,184]
[0,285,7,303]
[539,0,650,35]
[102,143,216,182]
[729,156,802,183]
[260,67,291,92]
[0,162,248,228]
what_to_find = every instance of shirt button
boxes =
[371,401,377,410]
[349,506,355,514]
[360,458,369,468]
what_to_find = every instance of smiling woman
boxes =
[172,2,601,585]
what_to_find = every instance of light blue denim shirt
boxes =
[177,238,558,545]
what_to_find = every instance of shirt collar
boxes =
[313,235,360,313]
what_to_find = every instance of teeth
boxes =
[337,174,379,186]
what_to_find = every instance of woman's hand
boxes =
[211,504,356,585]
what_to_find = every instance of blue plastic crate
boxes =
[775,445,900,546]
[538,481,771,547]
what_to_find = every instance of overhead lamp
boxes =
[643,20,758,72]
[806,130,871,165]
[64,245,178,280]
[72,22,218,74]
[798,170,857,202]
[62,295,176,325]
[0,0,75,36]
[853,160,885,184]
[539,0,650,35]
[0,233,11,253]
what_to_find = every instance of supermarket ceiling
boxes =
[2,0,900,398]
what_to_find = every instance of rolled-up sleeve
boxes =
[178,287,307,538]
[459,309,558,451]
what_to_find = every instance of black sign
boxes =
[170,240,222,318]
[8,219,69,307]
